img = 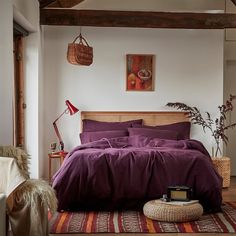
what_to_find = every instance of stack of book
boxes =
[157,200,199,206]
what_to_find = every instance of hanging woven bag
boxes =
[67,33,93,66]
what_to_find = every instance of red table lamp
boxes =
[53,100,79,153]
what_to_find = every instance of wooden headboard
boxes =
[80,111,189,130]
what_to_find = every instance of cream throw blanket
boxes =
[0,146,57,236]
[0,156,26,197]
[0,145,30,179]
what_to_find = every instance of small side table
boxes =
[48,152,68,182]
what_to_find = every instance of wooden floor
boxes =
[50,177,236,236]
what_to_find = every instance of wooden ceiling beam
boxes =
[231,0,236,5]
[39,0,85,8]
[48,0,85,8]
[40,9,236,29]
[39,0,56,8]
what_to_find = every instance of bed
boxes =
[52,111,222,213]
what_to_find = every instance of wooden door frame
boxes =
[13,35,25,147]
[13,22,29,147]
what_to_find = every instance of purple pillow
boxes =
[128,128,178,140]
[82,119,143,132]
[132,122,191,140]
[80,130,128,144]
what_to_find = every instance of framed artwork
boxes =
[126,54,154,91]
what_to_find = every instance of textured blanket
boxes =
[53,136,222,212]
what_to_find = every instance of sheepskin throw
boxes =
[0,145,58,236]
[0,145,57,212]
[15,179,58,213]
[0,146,30,179]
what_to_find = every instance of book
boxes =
[156,199,199,206]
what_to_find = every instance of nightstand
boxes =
[48,152,68,181]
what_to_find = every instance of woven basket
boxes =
[211,157,231,188]
[143,200,203,222]
[67,33,93,66]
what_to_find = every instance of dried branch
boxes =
[166,95,236,157]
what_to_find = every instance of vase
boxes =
[211,157,231,188]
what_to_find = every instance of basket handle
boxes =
[72,33,90,47]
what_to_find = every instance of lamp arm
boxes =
[53,109,68,124]
[53,122,64,151]
[53,109,68,151]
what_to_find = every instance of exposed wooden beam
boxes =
[39,0,85,8]
[231,0,236,6]
[49,0,85,8]
[40,9,236,29]
[39,0,56,8]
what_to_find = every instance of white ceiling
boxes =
[74,0,225,12]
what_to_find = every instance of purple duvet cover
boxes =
[52,136,222,212]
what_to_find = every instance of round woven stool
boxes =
[143,200,203,222]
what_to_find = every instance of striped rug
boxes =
[49,202,236,233]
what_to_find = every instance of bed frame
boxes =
[80,111,189,130]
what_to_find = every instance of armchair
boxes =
[0,146,57,236]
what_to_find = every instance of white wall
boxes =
[13,0,39,29]
[0,0,14,145]
[43,26,224,178]
[224,0,236,175]
[13,0,41,178]
[0,0,41,178]
[24,31,41,178]
[224,61,236,175]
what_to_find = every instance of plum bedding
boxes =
[52,135,222,212]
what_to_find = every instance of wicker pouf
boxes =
[143,200,203,222]
[211,157,231,188]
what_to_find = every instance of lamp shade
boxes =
[66,100,79,115]
[53,100,79,152]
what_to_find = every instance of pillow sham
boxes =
[82,119,143,132]
[80,130,128,144]
[128,128,178,140]
[132,121,191,140]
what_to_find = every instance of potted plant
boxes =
[166,94,236,187]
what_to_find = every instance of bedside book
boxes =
[156,200,199,206]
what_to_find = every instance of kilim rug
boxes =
[49,202,236,234]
